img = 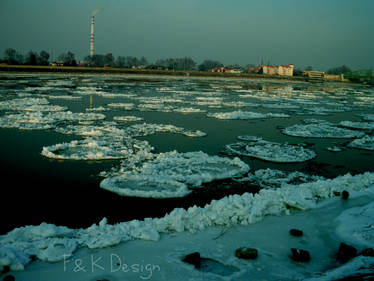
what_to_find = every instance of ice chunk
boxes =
[124,123,207,138]
[100,174,191,198]
[113,115,143,122]
[100,151,250,197]
[208,110,290,120]
[359,113,374,122]
[240,168,324,189]
[283,123,365,138]
[339,120,374,131]
[348,135,374,151]
[107,103,135,110]
[224,139,316,163]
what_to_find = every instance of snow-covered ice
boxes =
[348,135,374,151]
[224,139,316,163]
[208,110,290,120]
[283,123,365,138]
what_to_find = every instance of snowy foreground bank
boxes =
[1,172,374,280]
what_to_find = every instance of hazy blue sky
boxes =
[0,0,373,70]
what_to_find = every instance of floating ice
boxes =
[339,121,374,131]
[208,110,290,120]
[100,175,190,198]
[46,95,82,100]
[100,151,250,197]
[0,97,48,111]
[224,139,316,163]
[173,107,206,114]
[47,111,106,122]
[0,112,55,130]
[107,103,135,110]
[113,116,143,122]
[239,168,324,189]
[282,123,365,138]
[124,123,207,138]
[348,135,374,151]
[237,135,263,142]
[326,146,344,152]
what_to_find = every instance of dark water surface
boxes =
[0,73,373,234]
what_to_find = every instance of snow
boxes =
[100,151,250,198]
[224,139,316,163]
[360,113,374,122]
[107,103,135,110]
[283,123,365,138]
[348,135,374,151]
[208,110,290,120]
[2,173,374,280]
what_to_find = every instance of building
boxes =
[211,67,229,73]
[263,64,294,76]
[246,64,262,74]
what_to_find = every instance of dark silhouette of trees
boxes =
[3,48,23,64]
[326,65,351,75]
[58,51,77,66]
[198,60,223,71]
[38,50,50,65]
[155,57,196,71]
[25,51,38,65]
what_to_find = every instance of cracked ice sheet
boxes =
[100,151,250,198]
[282,123,365,138]
[207,110,290,120]
[224,139,316,163]
[2,173,374,278]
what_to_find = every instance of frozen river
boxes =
[0,73,373,235]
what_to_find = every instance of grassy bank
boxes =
[0,64,311,82]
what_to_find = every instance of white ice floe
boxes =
[47,111,106,122]
[107,103,135,110]
[326,145,344,152]
[100,151,250,198]
[46,95,82,100]
[283,123,365,138]
[173,107,206,114]
[2,172,374,272]
[100,174,190,198]
[339,120,374,131]
[0,97,48,111]
[124,123,207,138]
[41,137,151,161]
[224,139,316,163]
[208,110,290,120]
[239,168,324,189]
[85,106,109,112]
[113,116,143,122]
[0,112,55,130]
[348,135,374,151]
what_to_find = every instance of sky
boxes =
[0,0,373,71]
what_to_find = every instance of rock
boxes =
[337,242,357,263]
[1,266,10,274]
[333,191,341,197]
[341,190,349,200]
[290,248,310,262]
[3,275,15,281]
[290,229,303,237]
[182,252,201,268]
[360,248,374,257]
[235,247,258,260]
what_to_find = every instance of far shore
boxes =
[0,64,357,84]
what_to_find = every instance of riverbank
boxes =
[0,64,345,84]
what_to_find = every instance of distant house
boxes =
[246,64,262,74]
[226,69,243,74]
[211,67,229,73]
[50,62,64,67]
[263,64,294,76]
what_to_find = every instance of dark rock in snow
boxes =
[290,248,310,262]
[337,242,357,263]
[235,247,258,260]
[360,248,374,257]
[182,252,201,268]
[341,190,349,200]
[290,229,303,237]
[3,275,15,281]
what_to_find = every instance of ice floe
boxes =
[339,120,374,131]
[360,114,374,122]
[208,111,290,120]
[107,103,135,110]
[239,168,324,189]
[348,135,374,151]
[282,123,365,138]
[0,112,55,130]
[224,138,316,163]
[124,123,207,138]
[113,116,143,122]
[100,151,250,198]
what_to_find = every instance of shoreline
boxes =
[0,64,355,84]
